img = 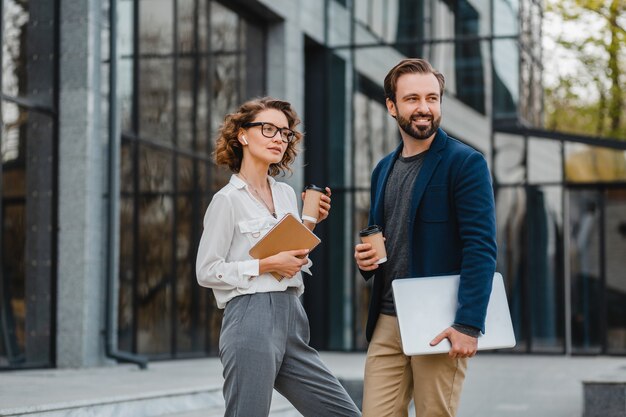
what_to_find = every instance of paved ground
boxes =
[0,352,624,416]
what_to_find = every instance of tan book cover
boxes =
[249,213,321,281]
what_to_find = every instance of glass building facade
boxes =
[1,0,625,369]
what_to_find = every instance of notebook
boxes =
[391,272,516,355]
[248,213,321,281]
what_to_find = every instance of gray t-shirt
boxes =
[380,151,427,315]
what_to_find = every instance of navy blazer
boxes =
[361,128,497,342]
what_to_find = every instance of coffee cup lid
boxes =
[359,225,383,237]
[304,184,327,194]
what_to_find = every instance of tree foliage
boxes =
[545,0,626,139]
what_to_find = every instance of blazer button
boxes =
[218,274,223,279]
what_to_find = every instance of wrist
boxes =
[452,323,481,338]
[259,256,277,275]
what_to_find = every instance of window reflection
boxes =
[605,189,626,354]
[526,186,563,352]
[139,58,175,145]
[496,186,527,350]
[137,194,174,354]
[528,138,562,184]
[496,185,564,352]
[493,39,519,120]
[1,0,56,368]
[494,0,519,36]
[139,0,174,54]
[565,143,626,183]
[494,133,525,185]
[352,80,398,349]
[569,190,602,353]
[117,0,265,358]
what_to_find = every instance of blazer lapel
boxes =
[409,129,448,224]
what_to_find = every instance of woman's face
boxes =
[240,109,290,166]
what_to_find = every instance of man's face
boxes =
[386,72,442,141]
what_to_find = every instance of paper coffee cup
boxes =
[359,225,387,264]
[302,185,327,223]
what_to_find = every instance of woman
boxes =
[196,97,361,417]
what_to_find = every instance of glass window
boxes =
[528,137,562,184]
[137,193,174,355]
[2,0,55,106]
[526,185,564,352]
[495,186,527,351]
[453,40,487,114]
[1,0,57,369]
[496,185,565,353]
[353,190,372,350]
[605,189,626,354]
[116,0,265,359]
[139,0,174,55]
[351,0,426,57]
[138,58,175,145]
[353,88,399,189]
[565,143,626,183]
[493,39,519,120]
[495,133,525,185]
[351,81,398,349]
[568,190,602,353]
[494,0,519,36]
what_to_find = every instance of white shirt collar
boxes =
[230,174,277,189]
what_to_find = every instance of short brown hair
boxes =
[213,97,303,176]
[383,58,445,103]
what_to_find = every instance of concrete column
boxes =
[57,0,107,367]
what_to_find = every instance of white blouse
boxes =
[196,174,312,308]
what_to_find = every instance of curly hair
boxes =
[213,97,304,176]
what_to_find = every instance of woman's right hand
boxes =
[259,249,310,278]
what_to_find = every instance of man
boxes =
[354,58,497,417]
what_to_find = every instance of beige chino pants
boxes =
[362,314,467,417]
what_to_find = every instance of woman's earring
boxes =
[241,136,248,145]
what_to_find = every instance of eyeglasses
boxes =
[242,122,296,143]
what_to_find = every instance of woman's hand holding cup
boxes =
[301,185,331,226]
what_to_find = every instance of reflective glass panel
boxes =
[119,0,135,133]
[1,106,54,367]
[605,188,626,354]
[528,138,562,184]
[139,58,175,144]
[526,185,564,352]
[494,133,525,185]
[495,186,527,351]
[2,0,55,106]
[176,195,196,354]
[177,58,195,151]
[139,146,174,193]
[353,190,372,350]
[569,190,602,353]
[139,0,173,54]
[353,89,398,189]
[493,0,519,36]
[565,143,626,183]
[118,197,135,352]
[137,194,173,355]
[493,39,519,120]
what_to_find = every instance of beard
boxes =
[396,112,441,140]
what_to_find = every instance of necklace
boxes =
[238,172,277,218]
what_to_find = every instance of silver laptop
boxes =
[391,273,516,355]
